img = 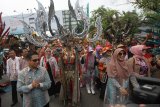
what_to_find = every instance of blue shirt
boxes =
[17,66,51,107]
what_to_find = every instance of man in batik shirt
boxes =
[17,52,51,107]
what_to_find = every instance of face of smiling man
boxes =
[28,55,39,69]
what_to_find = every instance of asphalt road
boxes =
[1,75,160,107]
[1,87,103,107]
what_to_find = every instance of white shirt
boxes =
[7,56,20,81]
[40,56,59,76]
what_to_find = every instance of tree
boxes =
[131,0,160,36]
[131,0,160,13]
[89,6,142,45]
[131,0,160,55]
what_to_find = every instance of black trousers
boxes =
[99,82,107,99]
[11,81,18,103]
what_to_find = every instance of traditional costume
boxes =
[82,46,98,94]
[104,48,130,106]
[40,48,59,96]
[59,47,81,106]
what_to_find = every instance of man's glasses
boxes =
[31,59,39,62]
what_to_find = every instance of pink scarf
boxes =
[130,45,149,63]
[130,45,145,59]
[108,48,129,84]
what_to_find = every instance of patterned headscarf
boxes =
[129,45,151,77]
[130,45,144,57]
[130,45,150,59]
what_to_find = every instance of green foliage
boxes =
[90,6,118,33]
[132,0,160,13]
[132,0,160,36]
[122,11,142,34]
[89,6,142,44]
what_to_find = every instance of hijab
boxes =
[107,48,129,84]
[95,45,102,60]
[130,45,150,59]
[130,45,144,58]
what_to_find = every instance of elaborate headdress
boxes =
[20,0,102,48]
[0,12,10,47]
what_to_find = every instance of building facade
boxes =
[2,10,76,35]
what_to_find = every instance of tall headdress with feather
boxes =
[0,12,10,48]
[20,0,102,47]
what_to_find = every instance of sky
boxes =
[0,0,137,17]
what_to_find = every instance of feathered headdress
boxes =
[0,12,10,47]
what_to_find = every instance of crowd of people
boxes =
[0,34,160,107]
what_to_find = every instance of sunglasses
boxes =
[118,52,126,56]
[31,59,39,62]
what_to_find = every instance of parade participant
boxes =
[17,52,51,107]
[36,47,42,58]
[98,47,112,99]
[126,45,151,93]
[79,47,86,87]
[128,45,151,77]
[117,44,128,60]
[7,49,20,106]
[104,48,130,106]
[38,45,48,60]
[19,48,29,98]
[52,47,62,95]
[95,45,103,61]
[59,45,80,106]
[40,47,59,96]
[94,45,103,89]
[82,46,98,94]
[19,48,29,71]
[3,49,9,74]
[28,44,36,55]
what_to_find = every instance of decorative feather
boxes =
[20,20,47,47]
[74,0,80,20]
[0,13,10,43]
[48,0,56,36]
[1,31,9,46]
[36,0,47,18]
[1,27,10,38]
[68,0,77,20]
[0,22,5,36]
[36,0,59,41]
[88,16,102,42]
